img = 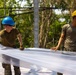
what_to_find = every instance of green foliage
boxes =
[55,0,68,10]
[0,0,73,48]
[47,12,69,48]
[0,0,34,48]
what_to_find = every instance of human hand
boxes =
[51,46,58,51]
[19,45,24,50]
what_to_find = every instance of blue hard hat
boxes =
[2,16,15,26]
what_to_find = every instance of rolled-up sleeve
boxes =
[61,24,68,35]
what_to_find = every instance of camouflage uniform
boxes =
[0,28,21,75]
[57,24,76,75]
[62,24,76,52]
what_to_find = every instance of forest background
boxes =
[0,0,76,49]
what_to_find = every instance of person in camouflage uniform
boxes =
[51,10,76,75]
[0,16,24,75]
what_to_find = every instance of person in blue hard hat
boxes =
[0,16,24,75]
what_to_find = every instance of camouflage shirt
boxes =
[0,28,19,47]
[62,24,76,52]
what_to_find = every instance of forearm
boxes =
[56,37,63,48]
[56,34,64,49]
[17,33,23,46]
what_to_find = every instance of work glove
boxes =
[19,45,24,50]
